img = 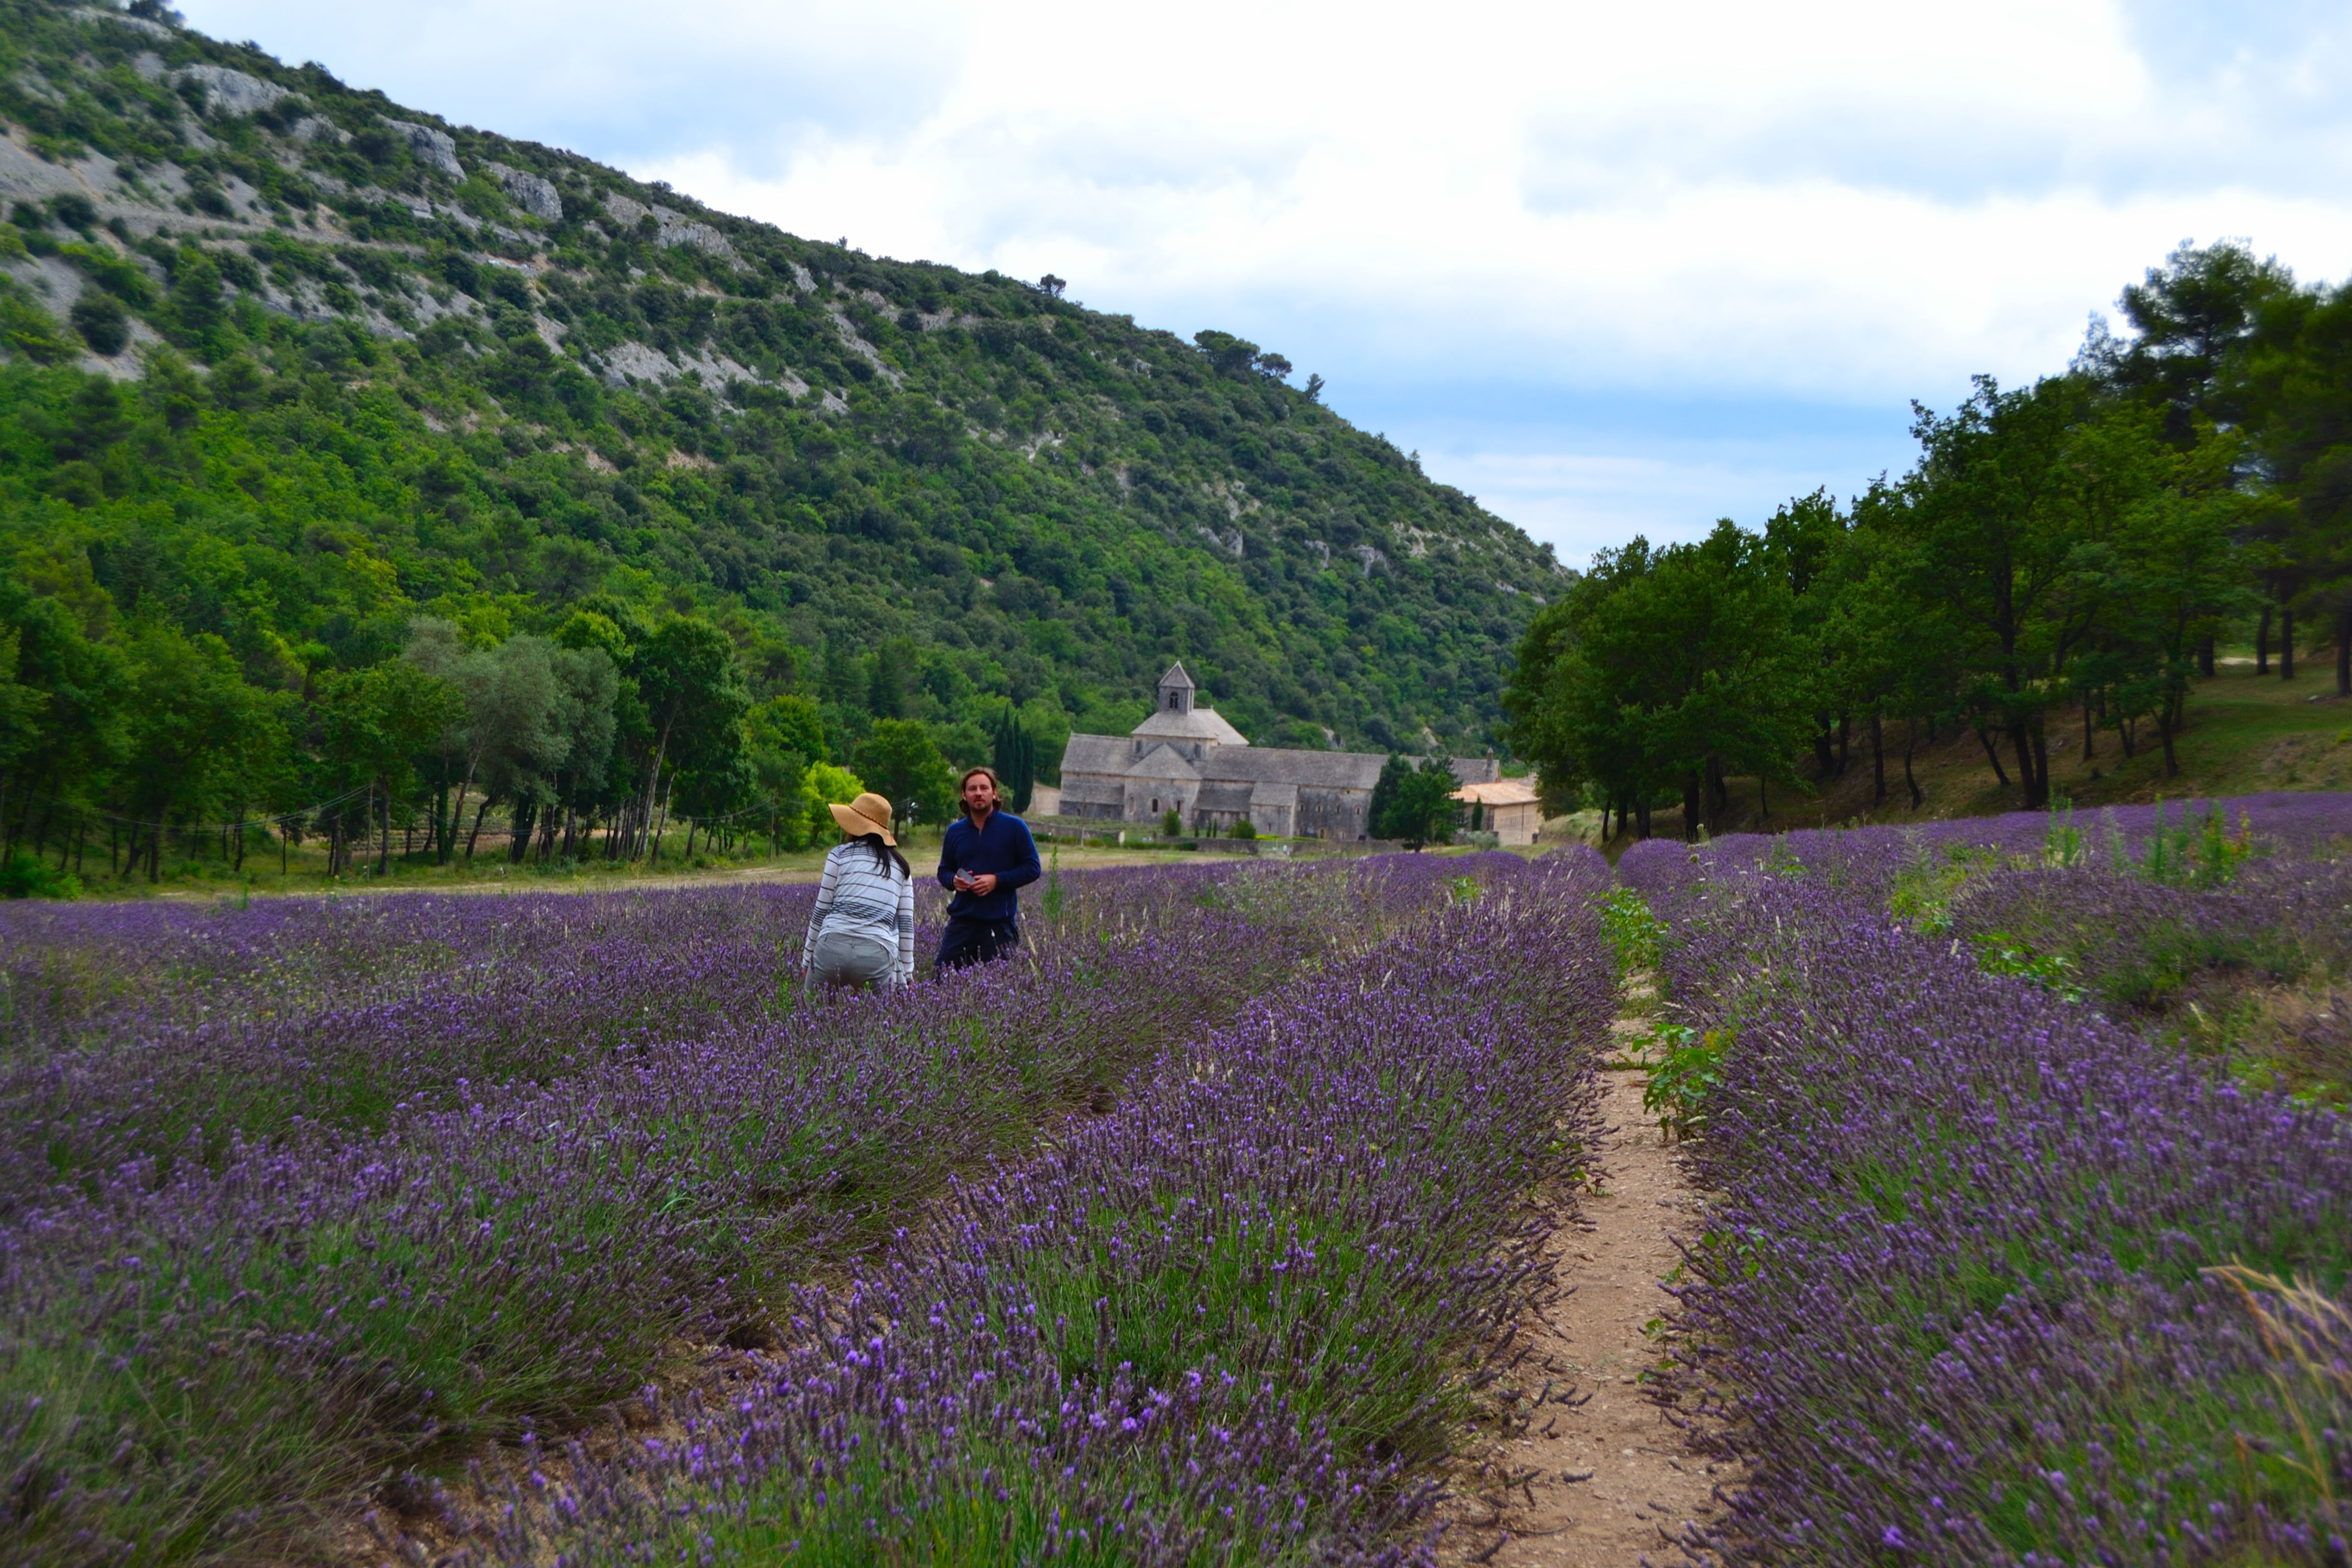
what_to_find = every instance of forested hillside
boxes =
[1508,241,2352,838]
[0,0,1562,880]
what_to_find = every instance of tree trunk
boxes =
[685,818,699,860]
[1870,710,1886,805]
[444,762,477,865]
[2155,685,2185,777]
[2337,607,2351,699]
[2282,607,2295,680]
[1974,724,2012,788]
[2197,635,2215,678]
[1903,717,1923,808]
[2007,720,2046,808]
[1635,800,1650,839]
[377,787,391,875]
[2256,605,2271,675]
[1757,774,1769,819]
[1835,714,1851,778]
[2081,695,2096,760]
[508,798,537,864]
[651,776,676,861]
[1812,723,1836,781]
[234,820,245,872]
[1681,778,1701,842]
[464,798,492,863]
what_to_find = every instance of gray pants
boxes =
[807,929,897,990]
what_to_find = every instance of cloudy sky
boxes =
[179,0,2352,566]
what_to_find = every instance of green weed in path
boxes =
[1632,1023,1731,1142]
[1599,886,1668,979]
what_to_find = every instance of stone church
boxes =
[1054,663,1498,840]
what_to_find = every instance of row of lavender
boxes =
[419,853,1618,1565]
[1,857,1535,1565]
[1621,794,2352,1565]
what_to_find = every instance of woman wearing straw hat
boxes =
[802,791,916,991]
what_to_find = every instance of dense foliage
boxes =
[0,852,1611,1563]
[1509,243,2352,832]
[0,0,1561,880]
[1622,795,2352,1564]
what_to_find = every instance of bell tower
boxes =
[1156,661,1196,717]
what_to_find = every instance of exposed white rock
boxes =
[1203,479,1261,522]
[819,389,848,416]
[1196,526,1245,559]
[131,52,165,81]
[173,64,289,118]
[591,338,768,392]
[825,306,902,386]
[291,116,347,145]
[601,192,739,262]
[486,162,561,222]
[72,7,174,38]
[790,263,816,292]
[0,132,121,211]
[383,120,464,181]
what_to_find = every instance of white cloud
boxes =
[181,0,2352,559]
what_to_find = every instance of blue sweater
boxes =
[935,810,1042,922]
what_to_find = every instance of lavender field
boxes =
[0,853,1618,1565]
[1624,793,2352,1565]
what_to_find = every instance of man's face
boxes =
[963,773,998,815]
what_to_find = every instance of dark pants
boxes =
[936,916,1019,971]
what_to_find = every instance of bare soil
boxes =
[1441,985,1728,1567]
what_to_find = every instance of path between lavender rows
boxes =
[1444,976,1729,1568]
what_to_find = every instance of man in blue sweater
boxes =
[934,766,1042,970]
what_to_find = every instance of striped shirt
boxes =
[804,842,916,984]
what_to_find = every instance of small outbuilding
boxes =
[1453,778,1543,845]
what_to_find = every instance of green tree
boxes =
[855,718,952,834]
[316,657,463,874]
[991,705,1037,811]
[1370,754,1458,849]
[628,618,749,860]
[120,626,291,880]
[801,760,866,844]
[1506,524,1804,839]
[1890,377,2111,809]
[2240,276,2352,696]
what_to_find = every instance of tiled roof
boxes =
[1130,705,1251,745]
[1453,778,1542,806]
[1193,782,1255,813]
[1125,744,1202,782]
[1061,733,1133,775]
[1199,747,1386,789]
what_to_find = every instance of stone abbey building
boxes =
[1055,664,1497,841]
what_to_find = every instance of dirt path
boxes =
[1444,981,1727,1567]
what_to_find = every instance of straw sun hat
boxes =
[828,792,897,845]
